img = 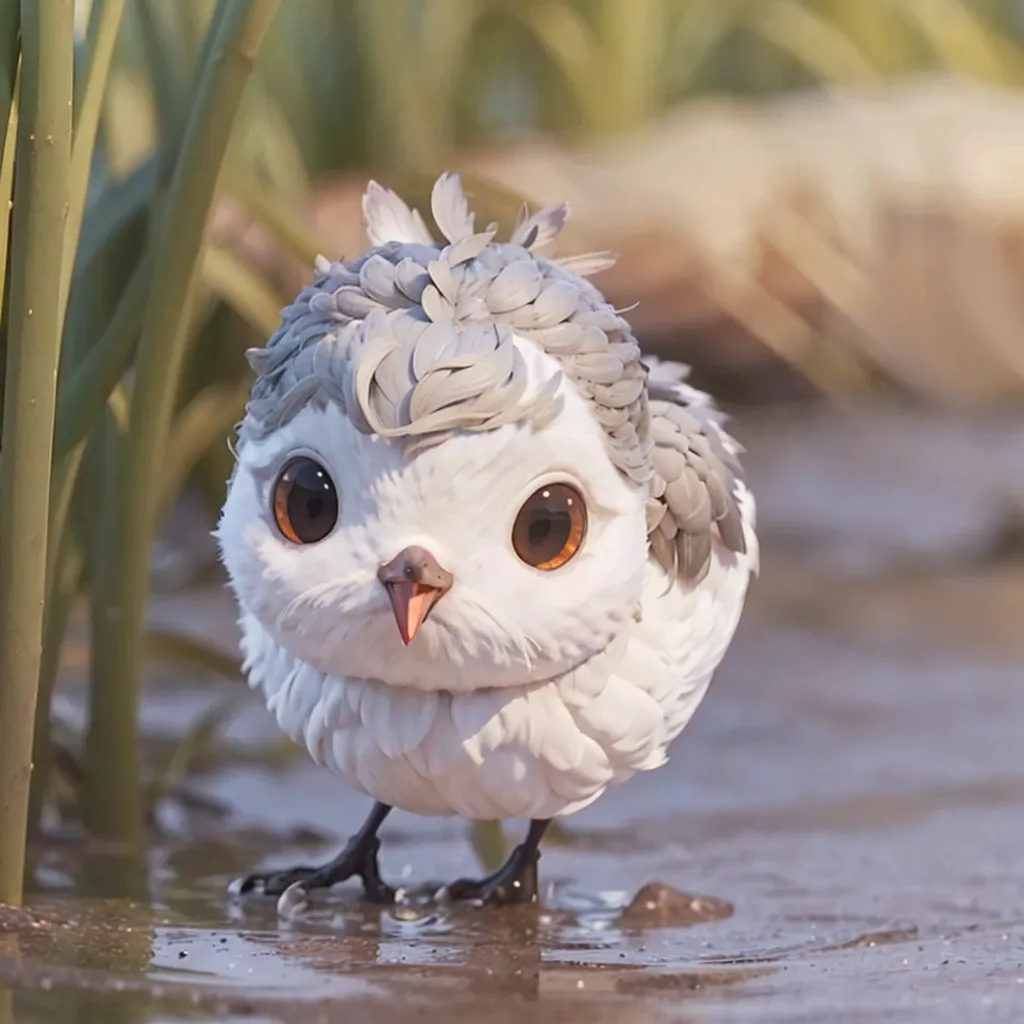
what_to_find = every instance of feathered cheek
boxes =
[429,591,529,663]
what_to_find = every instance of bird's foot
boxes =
[231,833,395,904]
[447,842,541,906]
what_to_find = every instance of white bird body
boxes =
[217,172,758,832]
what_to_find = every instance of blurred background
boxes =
[4,0,1021,1015]
[44,0,1022,817]
[84,0,1024,639]
[90,0,1024,408]
[42,0,1024,837]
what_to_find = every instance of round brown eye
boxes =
[272,457,338,545]
[512,483,587,570]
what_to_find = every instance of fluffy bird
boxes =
[217,172,758,908]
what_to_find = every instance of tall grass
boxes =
[85,0,280,844]
[0,0,284,906]
[0,0,74,908]
[205,0,1024,177]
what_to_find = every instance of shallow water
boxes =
[5,406,1024,1022]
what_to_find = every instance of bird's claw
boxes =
[229,834,396,904]
[447,843,541,906]
[231,866,318,897]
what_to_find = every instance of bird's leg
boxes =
[448,818,551,906]
[232,802,395,903]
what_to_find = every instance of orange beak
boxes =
[385,581,445,646]
[378,545,454,646]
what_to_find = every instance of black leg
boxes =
[231,802,395,903]
[448,819,551,906]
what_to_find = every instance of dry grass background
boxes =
[216,74,1024,410]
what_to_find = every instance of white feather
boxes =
[217,247,758,823]
[233,488,755,819]
[363,180,435,247]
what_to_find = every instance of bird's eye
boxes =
[272,457,338,545]
[512,483,587,570]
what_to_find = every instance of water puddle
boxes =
[5,406,1024,1022]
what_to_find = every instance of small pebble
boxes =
[620,882,733,928]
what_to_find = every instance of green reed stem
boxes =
[28,530,84,834]
[58,0,128,328]
[135,0,188,141]
[0,68,18,329]
[41,253,151,679]
[32,252,148,827]
[35,0,143,768]
[86,389,133,842]
[156,376,252,523]
[0,0,74,907]
[54,252,152,463]
[0,0,18,158]
[84,0,280,843]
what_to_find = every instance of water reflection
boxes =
[6,408,1024,1022]
[0,936,15,1024]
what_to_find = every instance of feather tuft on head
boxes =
[241,172,645,478]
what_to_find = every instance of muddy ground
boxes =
[3,404,1023,1023]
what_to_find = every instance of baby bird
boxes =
[216,172,758,908]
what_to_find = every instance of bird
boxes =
[216,171,758,911]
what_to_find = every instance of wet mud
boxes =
[4,406,1024,1022]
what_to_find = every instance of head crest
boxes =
[241,173,651,480]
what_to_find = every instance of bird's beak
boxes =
[377,545,454,646]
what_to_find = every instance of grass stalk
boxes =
[0,0,74,906]
[135,0,188,141]
[54,252,152,462]
[27,532,84,833]
[0,0,18,158]
[0,68,18,328]
[156,376,252,523]
[42,253,151,638]
[31,249,149,826]
[83,0,281,842]
[58,0,129,327]
[25,1,130,819]
[86,389,134,843]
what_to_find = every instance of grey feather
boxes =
[532,281,580,326]
[333,287,386,319]
[237,171,750,592]
[486,261,543,314]
[421,283,454,323]
[395,258,430,303]
[510,202,569,252]
[427,259,457,304]
[446,230,497,267]
[359,254,410,308]
[646,389,749,583]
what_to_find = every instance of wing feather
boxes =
[644,359,750,584]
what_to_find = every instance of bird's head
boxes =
[216,173,653,692]
[217,341,648,692]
